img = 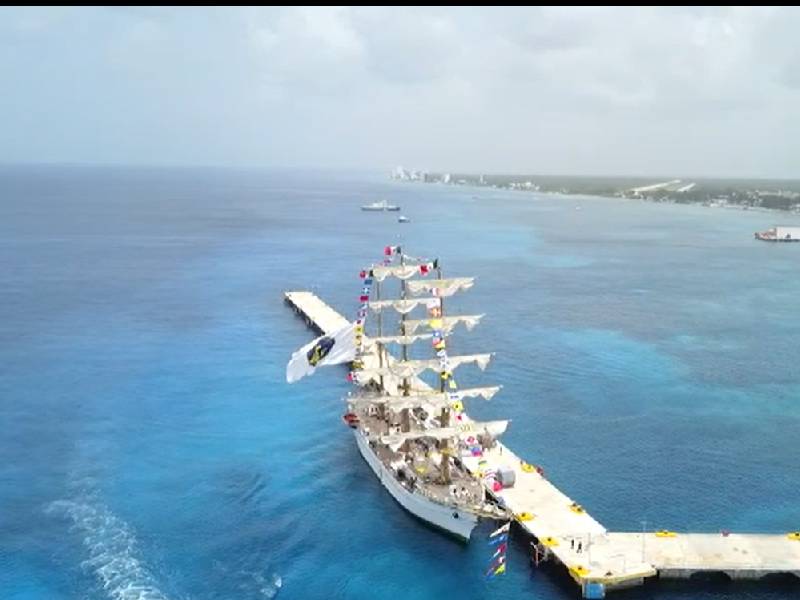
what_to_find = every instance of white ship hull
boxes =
[353,429,478,541]
[361,201,401,211]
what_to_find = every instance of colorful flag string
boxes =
[486,521,511,580]
[349,245,405,384]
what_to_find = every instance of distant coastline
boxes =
[389,167,800,213]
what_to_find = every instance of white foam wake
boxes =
[46,498,172,600]
[252,572,282,599]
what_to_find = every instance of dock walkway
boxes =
[285,290,800,597]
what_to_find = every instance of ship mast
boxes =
[398,248,412,434]
[375,275,386,421]
[437,260,452,485]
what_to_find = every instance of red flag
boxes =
[359,270,366,279]
[359,295,369,302]
[419,263,429,275]
[384,246,393,256]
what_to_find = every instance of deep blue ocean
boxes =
[1,165,798,600]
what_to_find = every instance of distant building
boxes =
[392,166,408,180]
[389,166,434,183]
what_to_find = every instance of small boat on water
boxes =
[362,199,401,212]
[398,215,410,223]
[755,225,800,242]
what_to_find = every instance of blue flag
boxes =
[488,534,508,546]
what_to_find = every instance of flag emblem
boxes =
[307,336,335,366]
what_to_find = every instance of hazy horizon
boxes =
[2,6,799,179]
[5,162,800,184]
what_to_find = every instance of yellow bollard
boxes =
[516,512,535,522]
[570,565,590,578]
[655,530,677,538]
[569,502,585,514]
[542,536,560,547]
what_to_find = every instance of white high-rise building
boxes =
[392,166,408,180]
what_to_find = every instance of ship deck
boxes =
[285,290,800,597]
[353,408,486,508]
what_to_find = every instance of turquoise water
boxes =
[1,165,798,600]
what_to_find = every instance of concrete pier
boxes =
[284,290,800,597]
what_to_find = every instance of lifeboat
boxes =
[342,413,360,429]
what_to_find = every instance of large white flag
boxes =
[286,322,357,383]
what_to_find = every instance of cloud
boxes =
[0,6,798,176]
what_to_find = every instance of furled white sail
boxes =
[402,315,484,335]
[355,362,428,381]
[368,333,433,346]
[386,398,443,412]
[380,420,510,450]
[355,354,491,381]
[455,385,502,400]
[348,386,502,411]
[445,353,492,371]
[406,277,474,297]
[368,297,441,314]
[349,393,448,411]
[371,264,419,282]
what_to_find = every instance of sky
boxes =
[1,6,799,178]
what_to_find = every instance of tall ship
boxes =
[361,199,401,211]
[348,250,510,539]
[288,247,510,540]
